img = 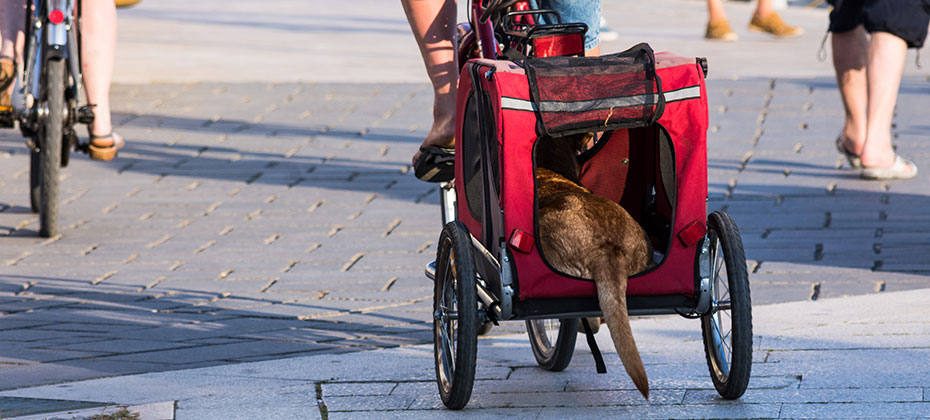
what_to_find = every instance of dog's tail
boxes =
[592,264,649,399]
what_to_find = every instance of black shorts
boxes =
[829,0,930,48]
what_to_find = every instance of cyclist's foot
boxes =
[0,56,14,91]
[411,115,455,182]
[414,146,455,182]
[0,56,15,127]
[88,131,125,161]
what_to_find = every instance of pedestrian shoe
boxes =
[835,134,862,169]
[88,131,125,162]
[413,145,455,182]
[748,12,803,38]
[860,155,918,180]
[705,19,738,41]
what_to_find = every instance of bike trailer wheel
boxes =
[701,210,752,399]
[526,318,578,371]
[433,221,478,409]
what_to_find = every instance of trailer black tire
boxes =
[434,221,478,409]
[701,210,752,399]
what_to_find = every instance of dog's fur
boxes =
[535,134,652,399]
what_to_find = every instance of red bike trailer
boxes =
[430,3,752,410]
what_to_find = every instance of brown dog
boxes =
[535,134,652,399]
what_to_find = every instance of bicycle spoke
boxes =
[441,325,455,377]
[710,317,729,373]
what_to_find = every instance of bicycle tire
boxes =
[29,150,40,213]
[526,318,578,371]
[39,58,64,237]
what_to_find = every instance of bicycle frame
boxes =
[15,0,90,237]
[471,0,498,60]
[15,0,83,136]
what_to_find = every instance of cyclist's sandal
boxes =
[413,145,455,182]
[860,155,918,180]
[835,134,862,169]
[88,131,125,162]
[0,56,16,116]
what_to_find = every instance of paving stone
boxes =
[328,409,541,420]
[323,381,397,398]
[684,387,923,404]
[103,340,336,365]
[1,9,929,403]
[0,359,168,391]
[534,404,783,419]
[40,338,194,354]
[778,402,930,418]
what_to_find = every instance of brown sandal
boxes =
[0,56,16,114]
[88,131,125,161]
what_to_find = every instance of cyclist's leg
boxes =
[80,0,122,151]
[0,0,24,55]
[536,0,600,55]
[401,0,457,168]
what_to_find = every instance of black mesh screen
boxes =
[525,43,665,137]
[462,91,484,223]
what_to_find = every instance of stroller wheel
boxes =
[701,211,752,399]
[433,221,478,409]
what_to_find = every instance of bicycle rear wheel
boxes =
[39,58,64,237]
[526,318,578,371]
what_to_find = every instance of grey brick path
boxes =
[3,287,929,419]
[0,0,928,417]
[1,75,928,393]
[0,81,450,389]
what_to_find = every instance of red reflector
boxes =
[678,220,707,247]
[532,33,585,58]
[49,9,65,24]
[508,229,535,254]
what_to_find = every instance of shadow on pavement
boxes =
[0,273,434,391]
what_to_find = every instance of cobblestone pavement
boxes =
[1,75,928,392]
[0,0,928,408]
[4,287,929,419]
[0,82,446,389]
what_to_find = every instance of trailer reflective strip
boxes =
[499,85,701,112]
[500,97,536,112]
[537,94,655,113]
[664,85,701,103]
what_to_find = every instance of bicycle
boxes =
[9,0,95,237]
